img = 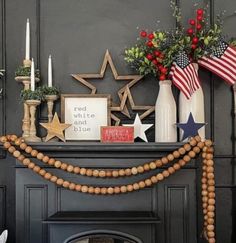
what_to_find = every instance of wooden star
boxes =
[71,50,154,125]
[40,113,71,142]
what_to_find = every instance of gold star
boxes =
[40,113,71,142]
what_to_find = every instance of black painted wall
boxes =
[0,0,235,242]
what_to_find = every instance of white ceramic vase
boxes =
[178,63,205,141]
[155,80,177,142]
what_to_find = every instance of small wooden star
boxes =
[40,113,71,142]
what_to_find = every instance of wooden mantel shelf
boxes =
[43,211,161,224]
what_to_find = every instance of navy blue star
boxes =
[177,113,206,141]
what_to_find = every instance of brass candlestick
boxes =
[15,59,39,138]
[24,99,41,142]
[45,95,58,123]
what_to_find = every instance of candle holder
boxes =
[45,95,58,123]
[24,99,41,142]
[15,59,40,138]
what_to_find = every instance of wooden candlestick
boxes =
[45,95,58,123]
[24,99,41,142]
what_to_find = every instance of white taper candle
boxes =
[48,55,52,87]
[25,19,30,60]
[30,58,35,91]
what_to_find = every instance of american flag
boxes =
[170,52,200,99]
[198,41,236,85]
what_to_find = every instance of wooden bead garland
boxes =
[0,135,215,243]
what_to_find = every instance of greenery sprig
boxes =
[20,88,44,101]
[15,66,40,78]
[40,85,60,96]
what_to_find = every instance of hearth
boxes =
[43,211,160,243]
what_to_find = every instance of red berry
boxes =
[146,54,153,60]
[152,59,158,65]
[197,9,204,16]
[140,31,147,38]
[197,15,203,21]
[196,24,202,30]
[191,44,197,50]
[192,37,199,44]
[187,28,194,35]
[147,41,153,47]
[148,33,154,40]
[158,65,164,70]
[161,67,168,74]
[159,53,164,59]
[189,19,196,25]
[154,50,161,57]
[159,75,166,81]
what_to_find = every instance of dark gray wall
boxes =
[0,0,235,242]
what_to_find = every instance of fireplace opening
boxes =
[64,230,143,243]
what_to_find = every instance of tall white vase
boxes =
[155,80,177,142]
[179,63,205,141]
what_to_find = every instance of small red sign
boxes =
[101,126,134,143]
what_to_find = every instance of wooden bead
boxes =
[114,187,121,194]
[3,142,11,149]
[203,209,207,214]
[137,166,144,174]
[202,184,207,190]
[28,162,35,169]
[193,146,200,154]
[173,163,180,170]
[208,238,216,243]
[208,199,215,205]
[205,140,213,147]
[168,167,175,174]
[94,187,101,194]
[118,169,125,176]
[33,166,40,173]
[161,157,168,165]
[92,169,99,177]
[149,162,157,170]
[162,170,170,178]
[42,156,50,163]
[131,167,138,175]
[204,215,208,221]
[206,167,214,173]
[208,192,215,199]
[107,187,114,194]
[125,168,132,176]
[207,160,214,166]
[207,232,215,238]
[197,141,204,149]
[202,190,208,196]
[144,179,152,187]
[101,187,107,195]
[155,160,162,167]
[44,172,52,180]
[201,178,207,184]
[178,147,186,155]
[143,164,150,171]
[206,153,213,160]
[0,136,7,143]
[151,176,157,184]
[207,147,214,154]
[120,186,127,193]
[207,218,214,225]
[173,151,180,158]
[202,172,207,177]
[55,178,63,185]
[156,173,164,181]
[50,176,58,183]
[8,146,16,153]
[54,160,62,168]
[202,203,207,209]
[36,152,44,160]
[67,165,74,173]
[19,143,27,150]
[202,152,206,158]
[61,163,68,170]
[112,170,119,177]
[99,170,106,178]
[183,155,191,162]
[18,154,25,161]
[127,184,134,192]
[62,181,70,188]
[48,158,55,166]
[202,165,207,171]
[10,135,17,141]
[178,159,186,167]
[25,146,32,153]
[183,144,191,152]
[189,138,197,146]
[75,184,82,191]
[208,186,215,192]
[80,168,86,175]
[81,185,88,193]
[167,154,174,162]
[207,205,215,212]
[69,183,76,190]
[106,171,112,177]
[73,167,80,174]
[14,138,22,146]
[13,150,21,158]
[137,182,146,191]
[39,169,46,176]
[188,151,196,158]
[86,169,93,177]
[194,135,202,142]
[202,196,208,203]
[88,186,95,194]
[207,173,214,179]
[133,183,140,190]
[207,212,215,218]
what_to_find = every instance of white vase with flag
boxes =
[178,63,205,141]
[155,80,177,142]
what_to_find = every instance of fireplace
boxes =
[43,211,160,243]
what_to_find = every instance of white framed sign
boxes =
[61,94,111,140]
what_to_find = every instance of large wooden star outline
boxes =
[71,50,154,125]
